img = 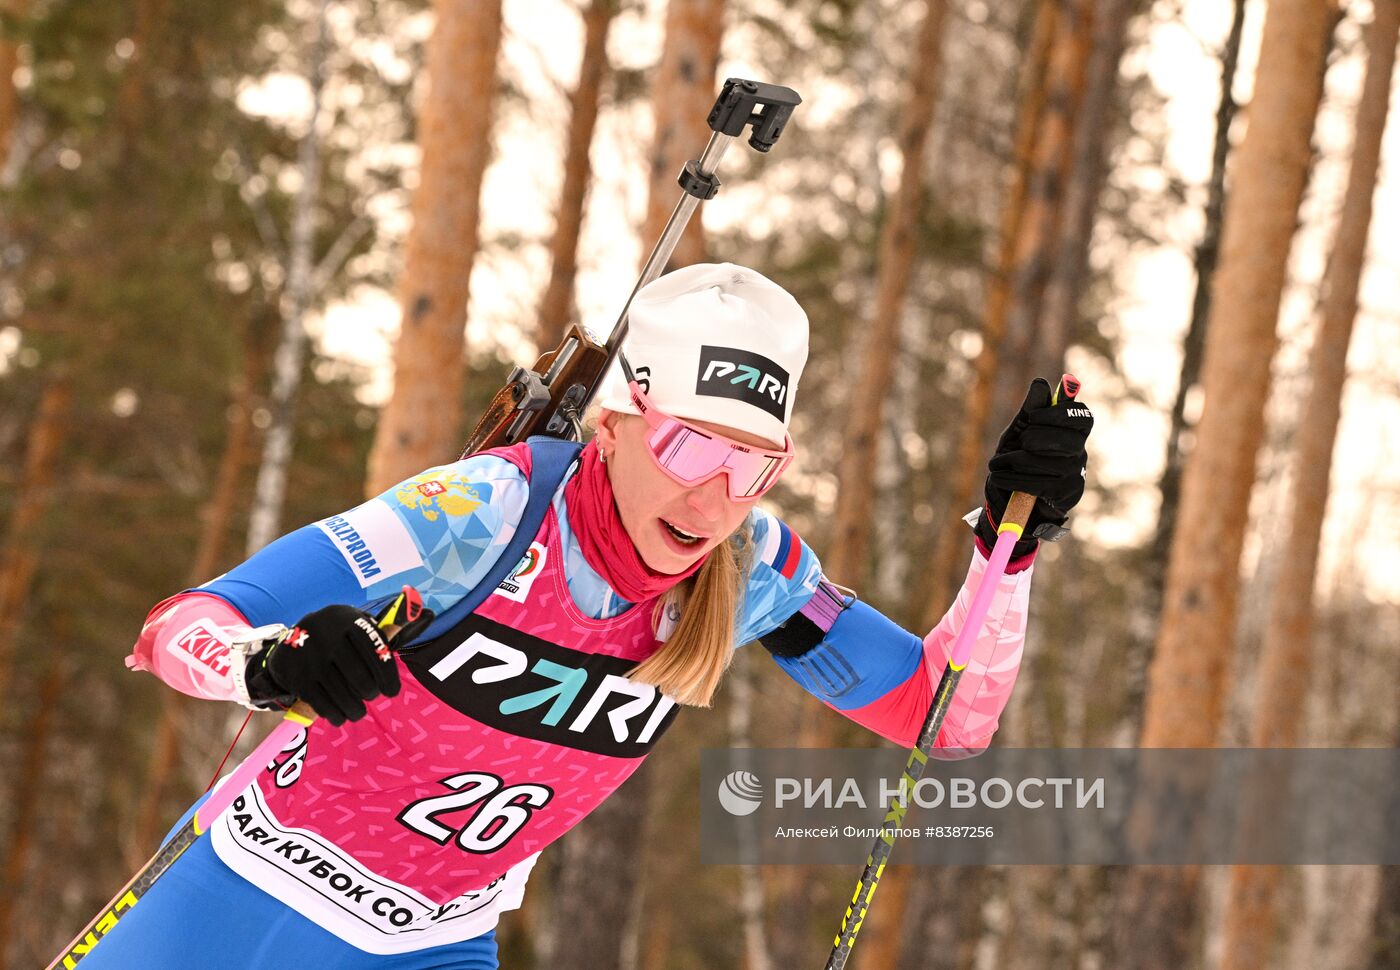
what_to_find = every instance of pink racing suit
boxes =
[128,442,1031,952]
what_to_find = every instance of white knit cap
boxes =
[595,263,809,445]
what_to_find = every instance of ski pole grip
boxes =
[280,613,403,722]
[999,491,1037,535]
[285,699,318,725]
[1054,372,1080,404]
[284,585,421,726]
[282,615,398,725]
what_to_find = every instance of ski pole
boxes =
[822,375,1080,970]
[45,586,424,970]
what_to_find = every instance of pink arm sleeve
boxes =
[125,592,256,703]
[814,546,1033,756]
[922,547,1033,757]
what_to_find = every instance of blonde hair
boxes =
[628,523,754,707]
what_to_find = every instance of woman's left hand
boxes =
[975,376,1093,557]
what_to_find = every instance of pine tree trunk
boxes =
[827,0,952,926]
[534,0,616,351]
[897,866,985,969]
[246,2,328,554]
[114,0,167,145]
[1150,0,1248,606]
[0,0,30,174]
[994,0,1096,423]
[1219,4,1399,968]
[826,0,949,591]
[0,660,64,970]
[1366,873,1400,963]
[640,901,674,970]
[0,375,71,701]
[1370,843,1400,968]
[548,5,725,958]
[128,323,262,858]
[642,0,725,271]
[795,36,952,947]
[857,864,915,969]
[366,0,504,493]
[1113,3,1337,966]
[1139,0,1334,756]
[1031,0,1133,381]
[922,0,1057,624]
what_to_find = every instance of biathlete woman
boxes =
[105,263,1092,966]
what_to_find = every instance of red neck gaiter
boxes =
[563,441,704,604]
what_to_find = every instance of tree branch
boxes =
[310,215,370,294]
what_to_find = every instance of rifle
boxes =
[459,77,801,458]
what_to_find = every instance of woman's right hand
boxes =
[246,601,431,725]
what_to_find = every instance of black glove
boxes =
[246,593,433,726]
[975,375,1093,559]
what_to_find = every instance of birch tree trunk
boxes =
[825,0,949,590]
[923,0,1057,624]
[1219,4,1399,967]
[642,0,725,270]
[246,2,327,554]
[534,0,616,350]
[1113,3,1337,966]
[366,0,504,493]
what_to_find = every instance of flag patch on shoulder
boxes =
[758,513,803,580]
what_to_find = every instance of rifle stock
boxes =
[461,323,610,456]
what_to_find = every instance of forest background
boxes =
[0,0,1397,968]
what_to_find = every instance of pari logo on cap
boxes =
[696,345,791,422]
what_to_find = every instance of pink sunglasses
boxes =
[618,354,796,501]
